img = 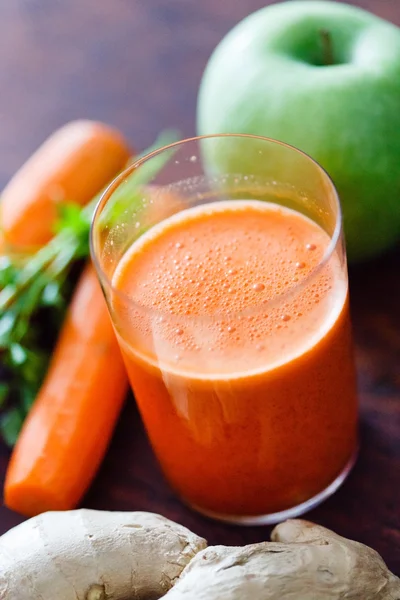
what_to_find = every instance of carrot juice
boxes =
[110,199,358,521]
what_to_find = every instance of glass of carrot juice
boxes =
[91,134,358,525]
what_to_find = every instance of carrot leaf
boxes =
[0,407,24,447]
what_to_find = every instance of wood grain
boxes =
[0,0,399,576]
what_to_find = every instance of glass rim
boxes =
[90,133,343,320]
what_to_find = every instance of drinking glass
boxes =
[91,134,358,525]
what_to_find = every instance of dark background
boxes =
[0,0,399,575]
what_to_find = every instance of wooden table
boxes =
[0,0,399,576]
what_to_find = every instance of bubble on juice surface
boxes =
[253,283,265,292]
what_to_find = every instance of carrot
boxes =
[0,120,131,248]
[4,263,128,516]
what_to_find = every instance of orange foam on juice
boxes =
[112,200,358,517]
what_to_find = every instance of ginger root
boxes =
[0,512,398,599]
[164,519,400,599]
[0,509,206,600]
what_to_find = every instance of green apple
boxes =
[197,1,400,262]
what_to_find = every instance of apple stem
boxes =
[320,29,334,66]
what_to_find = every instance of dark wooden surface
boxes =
[0,0,399,575]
